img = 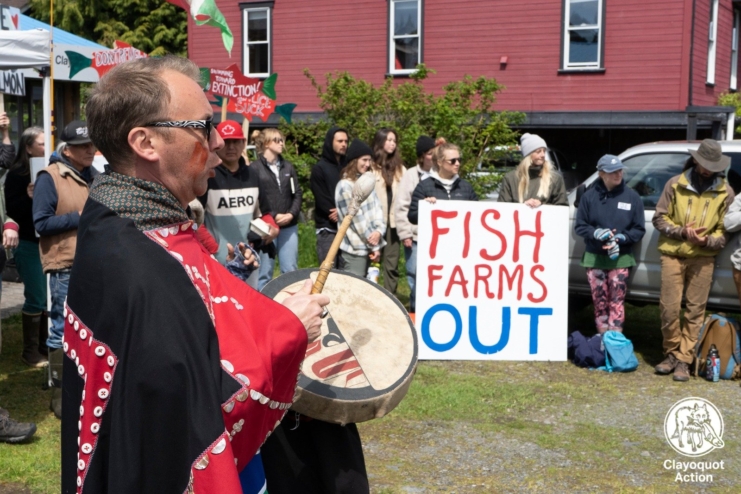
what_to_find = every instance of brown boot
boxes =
[21,313,47,368]
[655,353,677,374]
[673,361,690,382]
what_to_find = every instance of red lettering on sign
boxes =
[462,211,471,258]
[428,265,444,297]
[498,264,523,301]
[474,264,495,299]
[480,209,507,261]
[430,210,458,259]
[445,265,469,298]
[528,265,548,303]
[513,210,543,263]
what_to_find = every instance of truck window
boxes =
[623,153,689,209]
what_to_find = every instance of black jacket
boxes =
[408,176,478,225]
[251,155,302,228]
[574,178,646,256]
[4,166,37,242]
[310,127,347,230]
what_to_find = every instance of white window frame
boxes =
[707,0,719,85]
[242,6,271,78]
[562,0,604,70]
[388,0,422,75]
[731,10,739,90]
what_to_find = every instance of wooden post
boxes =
[221,97,228,121]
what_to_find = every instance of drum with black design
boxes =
[262,269,418,425]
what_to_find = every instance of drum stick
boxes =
[312,172,376,294]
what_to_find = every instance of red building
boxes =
[188,0,741,175]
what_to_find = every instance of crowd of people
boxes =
[0,54,740,493]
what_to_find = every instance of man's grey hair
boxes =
[85,56,203,171]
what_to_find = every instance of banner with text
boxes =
[416,201,569,361]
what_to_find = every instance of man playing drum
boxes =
[60,56,328,493]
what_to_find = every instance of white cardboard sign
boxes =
[415,201,569,361]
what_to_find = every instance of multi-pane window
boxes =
[732,10,739,90]
[389,0,422,74]
[243,7,271,77]
[562,0,604,70]
[707,0,719,85]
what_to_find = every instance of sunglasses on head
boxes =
[144,118,214,142]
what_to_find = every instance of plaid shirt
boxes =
[335,179,387,255]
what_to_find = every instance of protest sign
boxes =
[0,69,24,96]
[208,64,278,121]
[415,201,569,361]
[64,41,147,81]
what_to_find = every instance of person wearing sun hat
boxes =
[652,138,735,381]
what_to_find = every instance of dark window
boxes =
[243,7,271,76]
[389,0,422,73]
[562,0,604,70]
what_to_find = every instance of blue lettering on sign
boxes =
[421,304,462,352]
[469,306,510,354]
[422,305,554,355]
[518,307,553,354]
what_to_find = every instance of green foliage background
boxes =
[29,0,187,56]
[718,92,741,134]
[279,65,524,208]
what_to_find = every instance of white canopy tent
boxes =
[0,28,52,165]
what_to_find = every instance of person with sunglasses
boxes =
[60,56,329,493]
[32,120,98,419]
[497,133,568,208]
[197,120,279,289]
[408,138,478,226]
[250,128,303,290]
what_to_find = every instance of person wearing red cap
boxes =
[198,120,279,288]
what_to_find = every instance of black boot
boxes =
[48,348,63,419]
[21,312,47,368]
[0,407,36,443]
[38,311,49,357]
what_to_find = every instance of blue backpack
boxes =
[567,331,605,368]
[599,331,639,372]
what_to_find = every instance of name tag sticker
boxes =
[618,202,631,211]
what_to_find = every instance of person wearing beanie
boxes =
[371,128,405,296]
[497,133,567,207]
[574,154,645,335]
[394,135,435,313]
[197,119,279,289]
[334,138,386,277]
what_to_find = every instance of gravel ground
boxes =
[360,359,741,493]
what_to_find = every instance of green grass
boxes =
[0,315,60,494]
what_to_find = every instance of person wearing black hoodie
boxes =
[310,127,348,265]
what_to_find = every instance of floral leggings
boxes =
[586,268,630,332]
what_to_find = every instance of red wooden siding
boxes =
[186,0,739,116]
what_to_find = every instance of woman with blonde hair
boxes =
[371,128,404,294]
[250,128,303,290]
[497,133,568,207]
[408,138,478,226]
